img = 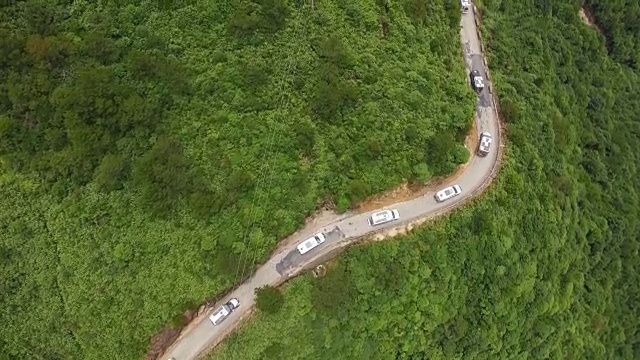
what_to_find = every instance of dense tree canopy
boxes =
[0,0,474,359]
[209,1,640,359]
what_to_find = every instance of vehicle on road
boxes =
[209,298,240,326]
[477,132,493,156]
[368,209,400,226]
[470,70,485,92]
[460,0,470,13]
[297,233,326,255]
[434,185,462,203]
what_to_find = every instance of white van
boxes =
[209,298,240,326]
[297,233,326,255]
[368,209,400,226]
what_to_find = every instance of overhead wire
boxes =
[245,57,297,279]
[232,55,296,286]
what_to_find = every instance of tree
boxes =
[336,194,351,213]
[426,132,457,175]
[312,263,355,314]
[94,154,126,192]
[255,285,284,314]
[227,1,262,38]
[132,136,193,217]
[259,0,289,33]
[499,97,520,123]
[260,342,285,359]
[412,163,431,183]
[293,120,316,157]
[346,179,370,203]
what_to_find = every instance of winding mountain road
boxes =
[162,5,501,360]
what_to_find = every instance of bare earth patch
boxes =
[579,7,602,33]
[146,328,181,360]
[579,8,593,26]
[579,7,605,38]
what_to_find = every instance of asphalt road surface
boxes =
[163,5,499,360]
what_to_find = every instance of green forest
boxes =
[0,0,474,359]
[209,1,640,360]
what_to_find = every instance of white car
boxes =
[460,0,471,13]
[297,233,326,255]
[477,132,493,156]
[434,185,462,202]
[368,209,400,226]
[470,70,485,92]
[209,298,240,326]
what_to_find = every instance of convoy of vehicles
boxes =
[163,2,498,359]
